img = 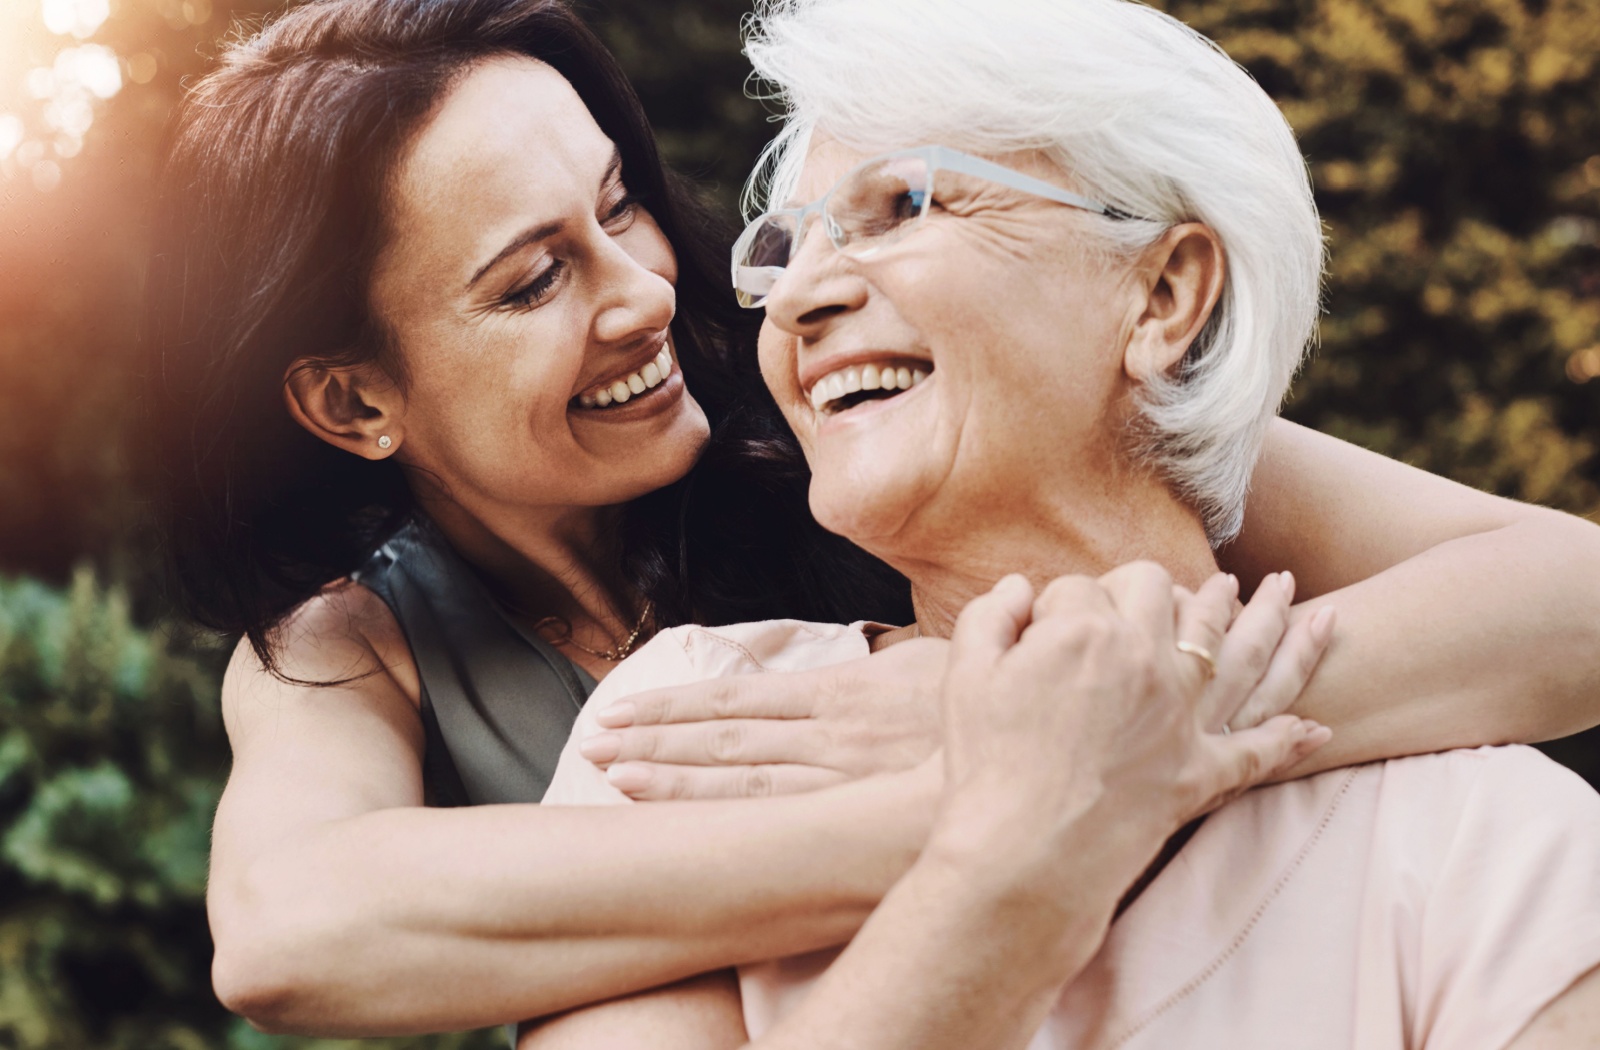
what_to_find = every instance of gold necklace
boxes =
[532,600,655,662]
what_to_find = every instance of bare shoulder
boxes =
[221,580,422,731]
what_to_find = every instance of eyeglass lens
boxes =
[734,153,933,306]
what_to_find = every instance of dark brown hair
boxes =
[145,0,909,675]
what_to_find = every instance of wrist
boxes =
[924,780,1165,922]
[910,835,1114,989]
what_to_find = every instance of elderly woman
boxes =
[529,0,1600,1046]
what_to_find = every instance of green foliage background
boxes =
[0,0,1596,1046]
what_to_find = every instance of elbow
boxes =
[209,860,349,1035]
[212,944,300,1035]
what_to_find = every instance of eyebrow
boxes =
[466,147,625,289]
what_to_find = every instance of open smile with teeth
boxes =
[808,361,930,415]
[575,345,675,409]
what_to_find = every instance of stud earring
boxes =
[377,435,393,450]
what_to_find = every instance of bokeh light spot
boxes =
[127,52,158,85]
[16,139,46,167]
[57,44,122,99]
[0,114,23,160]
[1568,347,1600,384]
[41,0,110,39]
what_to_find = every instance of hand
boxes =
[579,637,947,800]
[1203,571,1339,733]
[585,568,1334,802]
[927,567,1332,905]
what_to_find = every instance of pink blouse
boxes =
[544,620,1600,1049]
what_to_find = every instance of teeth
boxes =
[807,362,929,413]
[578,345,675,410]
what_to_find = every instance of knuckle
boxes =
[742,765,774,798]
[1130,560,1173,588]
[1236,747,1265,785]
[663,771,695,801]
[1294,637,1322,678]
[1236,636,1274,671]
[708,681,743,720]
[707,724,745,763]
[632,728,665,761]
[1037,575,1078,605]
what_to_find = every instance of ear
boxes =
[1123,223,1226,384]
[283,358,405,461]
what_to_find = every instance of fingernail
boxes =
[1226,573,1240,597]
[580,732,622,765]
[1310,605,1337,644]
[596,702,636,729]
[606,762,652,792]
[1300,720,1332,745]
[1279,570,1296,602]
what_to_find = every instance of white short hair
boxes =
[743,0,1324,542]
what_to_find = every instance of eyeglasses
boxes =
[731,144,1141,309]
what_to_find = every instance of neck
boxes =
[884,471,1218,639]
[418,487,639,642]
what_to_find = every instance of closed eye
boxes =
[502,259,567,310]
[602,190,640,230]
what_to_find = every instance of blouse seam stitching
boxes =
[685,628,773,671]
[1106,768,1364,1048]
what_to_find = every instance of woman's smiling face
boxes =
[368,56,709,516]
[757,135,1145,558]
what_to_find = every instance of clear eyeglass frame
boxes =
[730,144,1142,309]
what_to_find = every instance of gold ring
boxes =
[1175,640,1218,680]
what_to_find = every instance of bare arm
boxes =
[207,584,931,1037]
[591,421,1600,796]
[1505,964,1600,1049]
[521,570,1329,1050]
[1223,419,1600,772]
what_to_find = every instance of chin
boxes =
[598,408,711,505]
[806,467,926,554]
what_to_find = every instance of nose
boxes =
[591,228,677,347]
[761,213,868,341]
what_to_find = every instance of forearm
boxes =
[212,772,930,1036]
[1284,510,1600,774]
[752,810,1136,1050]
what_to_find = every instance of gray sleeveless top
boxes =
[353,519,596,807]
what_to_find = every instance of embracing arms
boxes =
[206,586,929,1036]
[522,571,1328,1050]
[586,420,1600,795]
[208,423,1600,1036]
[1224,418,1600,770]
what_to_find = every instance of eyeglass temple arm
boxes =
[926,146,1143,220]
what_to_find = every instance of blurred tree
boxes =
[1158,0,1600,523]
[0,568,502,1049]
